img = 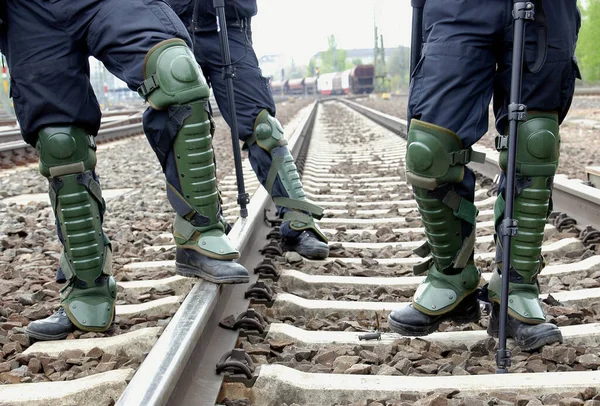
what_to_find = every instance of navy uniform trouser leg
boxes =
[408,0,580,208]
[3,0,191,281]
[4,0,190,146]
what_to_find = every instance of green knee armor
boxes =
[246,110,327,242]
[489,112,560,323]
[139,39,238,260]
[37,126,115,332]
[405,120,484,315]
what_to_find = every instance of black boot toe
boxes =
[176,248,249,284]
[286,231,329,260]
[487,303,563,351]
[26,308,74,341]
[388,293,481,336]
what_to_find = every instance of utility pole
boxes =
[374,24,389,93]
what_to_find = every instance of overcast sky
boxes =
[251,0,413,64]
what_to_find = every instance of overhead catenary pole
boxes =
[496,0,535,374]
[213,0,250,218]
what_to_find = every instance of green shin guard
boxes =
[247,110,327,242]
[489,112,560,324]
[140,39,238,260]
[37,127,115,332]
[405,120,484,315]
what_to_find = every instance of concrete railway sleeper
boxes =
[2,98,600,405]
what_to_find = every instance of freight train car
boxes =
[350,64,375,94]
[269,64,375,96]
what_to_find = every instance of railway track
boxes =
[2,99,600,405]
[0,95,291,169]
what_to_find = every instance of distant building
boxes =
[258,54,294,80]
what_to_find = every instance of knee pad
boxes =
[138,38,210,109]
[406,119,485,190]
[498,112,560,177]
[37,126,97,178]
[251,109,287,152]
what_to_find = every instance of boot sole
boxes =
[176,263,249,284]
[388,307,481,336]
[298,248,330,260]
[26,328,71,341]
[487,325,563,351]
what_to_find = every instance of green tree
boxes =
[320,35,347,73]
[577,0,600,82]
[351,58,364,66]
[307,58,317,76]
[387,46,411,90]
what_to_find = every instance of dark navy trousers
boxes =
[2,0,190,147]
[408,0,581,200]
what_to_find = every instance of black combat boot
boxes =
[388,292,481,336]
[487,303,562,351]
[283,230,329,260]
[175,248,250,284]
[26,308,74,341]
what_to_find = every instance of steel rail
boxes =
[115,100,319,406]
[0,103,228,153]
[341,98,600,231]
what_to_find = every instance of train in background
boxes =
[270,64,375,96]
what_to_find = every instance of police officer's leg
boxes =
[486,1,580,350]
[4,0,115,339]
[88,0,248,283]
[388,0,504,335]
[195,28,329,259]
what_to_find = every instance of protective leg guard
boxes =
[246,110,329,259]
[488,112,560,324]
[35,126,115,333]
[389,120,483,335]
[139,39,247,283]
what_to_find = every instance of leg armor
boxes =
[245,110,327,242]
[37,126,115,332]
[404,120,483,316]
[488,112,560,324]
[139,39,247,283]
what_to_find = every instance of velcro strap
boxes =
[137,74,159,99]
[413,257,433,276]
[495,135,509,150]
[283,211,313,225]
[174,214,198,241]
[265,155,285,195]
[88,179,103,207]
[442,191,478,226]
[453,228,476,269]
[274,197,324,219]
[449,148,486,165]
[59,251,75,281]
[413,241,430,258]
[49,162,85,177]
[243,134,257,150]
[102,242,113,276]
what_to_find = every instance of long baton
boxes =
[213,0,250,218]
[496,0,535,374]
[410,0,426,75]
[409,0,426,122]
